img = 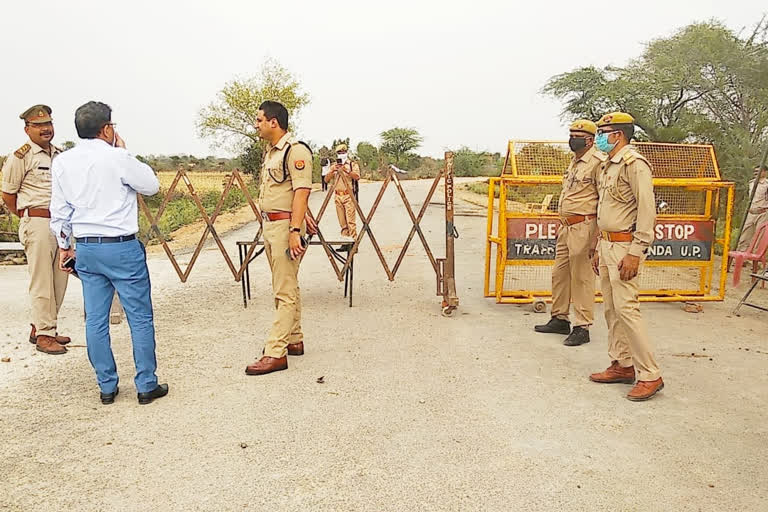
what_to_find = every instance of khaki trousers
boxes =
[599,241,661,381]
[551,219,596,327]
[736,210,768,252]
[263,219,304,358]
[335,194,357,238]
[18,216,68,337]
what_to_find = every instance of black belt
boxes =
[75,234,136,244]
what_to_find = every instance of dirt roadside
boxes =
[1,178,766,512]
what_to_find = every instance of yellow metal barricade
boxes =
[484,141,735,304]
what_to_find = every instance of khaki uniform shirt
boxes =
[329,160,360,193]
[558,146,606,216]
[597,144,656,257]
[747,177,768,212]
[1,140,61,210]
[258,132,313,213]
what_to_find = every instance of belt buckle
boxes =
[261,212,269,222]
[560,217,570,226]
[600,231,609,241]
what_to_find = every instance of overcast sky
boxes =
[1,1,764,159]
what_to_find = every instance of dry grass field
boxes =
[156,170,246,195]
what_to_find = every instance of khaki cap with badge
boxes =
[335,144,348,152]
[596,112,634,127]
[569,119,597,135]
[20,104,53,124]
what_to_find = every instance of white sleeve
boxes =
[119,150,160,196]
[49,160,74,249]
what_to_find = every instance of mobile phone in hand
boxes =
[63,257,76,270]
[285,236,308,259]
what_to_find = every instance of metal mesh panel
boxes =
[503,141,720,180]
[634,143,719,180]
[655,186,710,217]
[502,265,709,297]
[639,266,704,293]
[506,142,571,177]
[505,184,563,214]
[503,265,552,293]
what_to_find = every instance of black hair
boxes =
[258,101,288,130]
[756,164,768,172]
[614,123,635,141]
[75,101,112,139]
[320,157,329,166]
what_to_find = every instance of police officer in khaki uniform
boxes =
[325,144,360,240]
[588,112,664,401]
[246,101,314,376]
[1,105,70,355]
[535,120,606,346]
[735,165,768,252]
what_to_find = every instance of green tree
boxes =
[197,58,310,152]
[452,147,504,177]
[543,19,768,194]
[238,142,264,175]
[379,127,423,166]
[356,141,379,170]
[61,140,76,151]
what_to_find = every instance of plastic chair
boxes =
[731,221,768,287]
[525,194,553,214]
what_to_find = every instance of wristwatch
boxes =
[289,226,301,233]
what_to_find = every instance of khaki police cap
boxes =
[20,104,53,124]
[569,119,597,135]
[335,144,348,153]
[596,112,634,127]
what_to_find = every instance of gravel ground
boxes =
[1,178,767,512]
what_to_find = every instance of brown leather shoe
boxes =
[55,334,71,345]
[245,356,288,376]
[29,324,71,345]
[287,341,304,356]
[627,378,664,401]
[589,361,635,384]
[36,335,67,355]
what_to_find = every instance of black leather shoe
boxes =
[100,387,119,405]
[534,317,571,334]
[137,383,169,405]
[563,326,590,346]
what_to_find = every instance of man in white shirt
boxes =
[50,101,168,406]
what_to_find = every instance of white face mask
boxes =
[338,153,348,163]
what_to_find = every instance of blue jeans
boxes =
[75,239,158,393]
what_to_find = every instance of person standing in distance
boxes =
[325,144,360,240]
[732,165,768,261]
[50,101,168,405]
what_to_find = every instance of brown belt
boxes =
[262,211,291,222]
[335,190,350,196]
[600,231,633,242]
[20,208,51,218]
[561,214,595,226]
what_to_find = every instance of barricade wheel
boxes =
[533,300,547,313]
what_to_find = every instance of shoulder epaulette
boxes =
[13,143,31,159]
[623,148,648,165]
[593,151,608,162]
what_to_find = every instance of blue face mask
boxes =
[595,132,616,153]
